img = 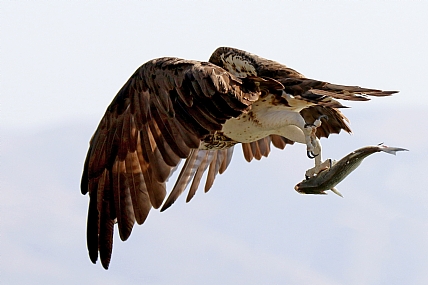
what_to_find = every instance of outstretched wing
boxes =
[210,46,396,106]
[210,47,397,146]
[81,57,260,268]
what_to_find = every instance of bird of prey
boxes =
[81,47,396,268]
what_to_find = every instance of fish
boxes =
[294,144,408,197]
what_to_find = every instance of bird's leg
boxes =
[304,137,331,178]
[303,115,332,178]
[303,115,326,159]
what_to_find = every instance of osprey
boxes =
[81,47,396,268]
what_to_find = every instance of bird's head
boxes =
[209,47,259,78]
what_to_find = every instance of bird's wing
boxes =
[81,57,260,268]
[161,147,235,211]
[210,47,396,103]
[210,47,396,139]
[300,106,352,138]
[279,77,397,107]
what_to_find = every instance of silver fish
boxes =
[295,144,408,197]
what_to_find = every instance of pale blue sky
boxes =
[2,1,428,284]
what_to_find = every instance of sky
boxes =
[2,1,428,284]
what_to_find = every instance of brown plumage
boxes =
[81,48,397,269]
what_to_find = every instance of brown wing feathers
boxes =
[160,149,201,211]
[210,47,396,107]
[161,147,236,211]
[81,57,258,268]
[241,135,295,163]
[278,77,397,106]
[300,106,352,138]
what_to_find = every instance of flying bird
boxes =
[81,47,396,268]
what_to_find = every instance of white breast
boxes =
[221,96,308,144]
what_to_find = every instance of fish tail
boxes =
[379,146,409,155]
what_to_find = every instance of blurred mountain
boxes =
[1,107,427,284]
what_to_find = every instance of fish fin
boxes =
[330,187,343,198]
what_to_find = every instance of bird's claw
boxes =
[305,159,332,178]
[307,150,319,159]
